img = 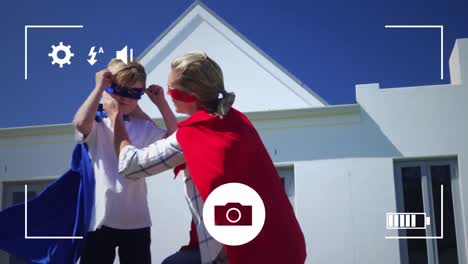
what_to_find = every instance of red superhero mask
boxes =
[167,88,197,103]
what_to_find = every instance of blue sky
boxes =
[1,0,467,128]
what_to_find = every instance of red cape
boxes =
[176,108,306,264]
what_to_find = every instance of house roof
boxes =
[136,1,327,118]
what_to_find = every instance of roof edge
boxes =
[0,104,360,139]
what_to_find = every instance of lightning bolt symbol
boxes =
[87,46,98,66]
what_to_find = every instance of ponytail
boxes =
[216,91,236,118]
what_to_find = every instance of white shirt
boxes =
[75,117,166,231]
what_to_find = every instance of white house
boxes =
[1,2,467,264]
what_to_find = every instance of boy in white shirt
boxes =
[73,59,177,264]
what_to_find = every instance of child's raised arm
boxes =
[73,69,111,137]
[145,85,178,136]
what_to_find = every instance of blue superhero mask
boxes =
[105,82,145,100]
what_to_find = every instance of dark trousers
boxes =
[161,247,201,264]
[80,225,151,264]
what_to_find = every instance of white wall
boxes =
[253,108,402,264]
[349,38,468,263]
[0,133,74,182]
[253,77,468,263]
[294,158,399,264]
[356,82,468,263]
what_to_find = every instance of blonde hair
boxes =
[107,59,146,87]
[171,51,235,118]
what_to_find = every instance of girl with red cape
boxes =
[105,51,307,264]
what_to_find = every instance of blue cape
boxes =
[0,144,95,263]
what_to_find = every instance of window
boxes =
[276,165,295,209]
[1,180,53,264]
[394,159,462,264]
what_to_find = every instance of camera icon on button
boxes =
[215,203,252,226]
[203,183,266,246]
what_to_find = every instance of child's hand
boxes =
[95,69,112,91]
[102,93,122,120]
[145,85,166,106]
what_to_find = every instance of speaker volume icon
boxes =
[115,46,134,64]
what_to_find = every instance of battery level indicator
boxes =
[386,213,431,229]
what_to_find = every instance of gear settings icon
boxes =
[48,42,74,68]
